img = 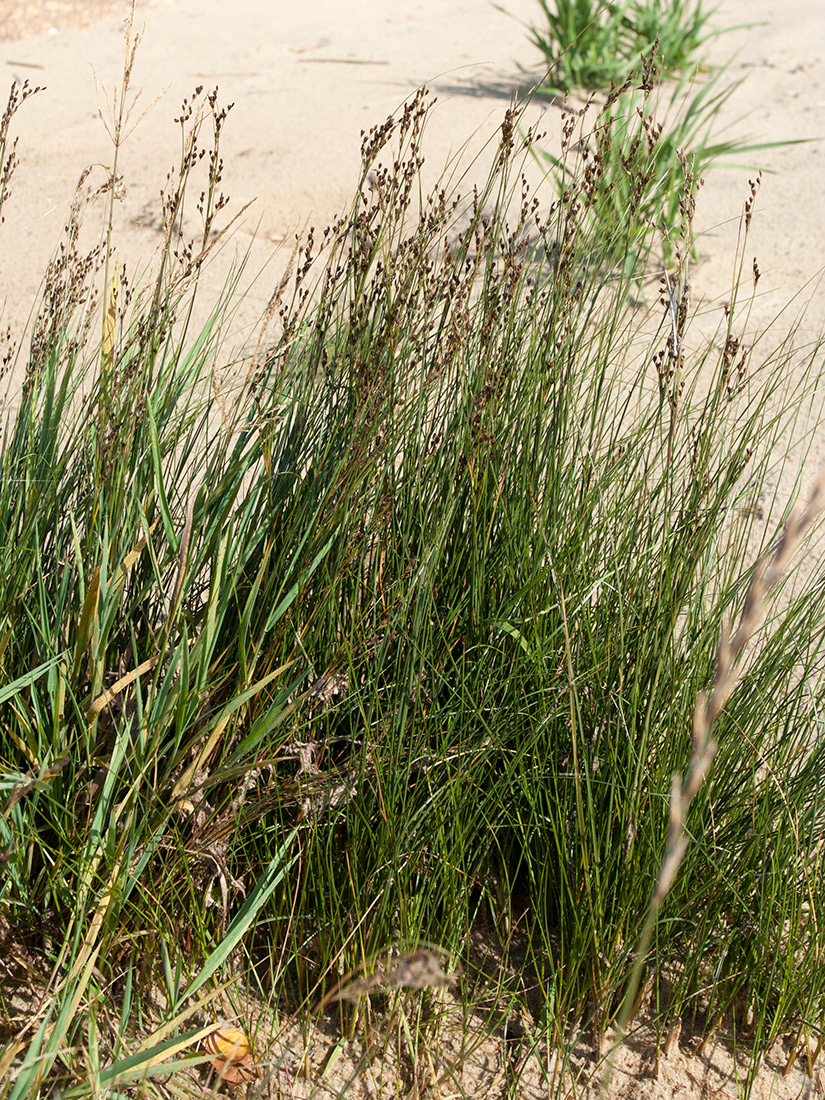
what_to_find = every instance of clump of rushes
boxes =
[1,47,825,1100]
[536,47,797,274]
[524,0,720,95]
[601,473,825,1095]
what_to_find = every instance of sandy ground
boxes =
[0,0,822,350]
[1,0,824,1096]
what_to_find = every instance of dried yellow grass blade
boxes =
[102,270,117,376]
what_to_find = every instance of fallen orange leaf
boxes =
[203,1025,259,1084]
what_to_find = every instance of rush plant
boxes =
[526,0,720,94]
[535,50,801,273]
[1,35,824,1100]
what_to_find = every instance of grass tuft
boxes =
[1,36,824,1099]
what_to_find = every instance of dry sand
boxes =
[1,0,824,1096]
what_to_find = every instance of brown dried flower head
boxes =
[332,948,459,1002]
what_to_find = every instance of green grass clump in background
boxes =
[525,0,719,94]
[533,48,797,274]
[520,0,799,278]
[1,34,825,1100]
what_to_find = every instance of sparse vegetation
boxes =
[1,10,825,1100]
[522,0,790,280]
[525,0,719,95]
[534,49,796,273]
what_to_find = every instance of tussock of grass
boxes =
[535,47,798,273]
[524,0,721,94]
[1,37,825,1099]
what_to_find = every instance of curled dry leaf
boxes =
[203,1024,259,1084]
